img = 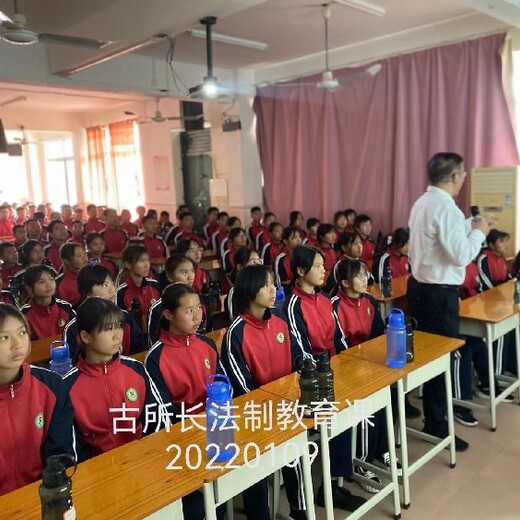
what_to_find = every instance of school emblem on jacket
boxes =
[126,387,138,402]
[276,332,285,343]
[204,358,211,369]
[34,412,45,430]
[58,318,66,328]
[150,299,157,305]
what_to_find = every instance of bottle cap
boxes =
[206,374,232,402]
[387,308,405,327]
[317,350,331,372]
[41,455,67,488]
[50,341,70,362]
[300,358,318,378]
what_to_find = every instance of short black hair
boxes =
[77,264,113,302]
[289,211,302,226]
[344,208,356,219]
[24,265,56,288]
[217,211,228,219]
[335,258,363,286]
[85,232,103,246]
[207,206,219,215]
[180,212,193,221]
[391,228,410,250]
[282,226,301,242]
[229,227,246,242]
[233,247,257,268]
[264,212,275,221]
[486,229,510,245]
[338,231,361,251]
[47,220,65,234]
[306,217,320,229]
[161,283,197,312]
[122,244,148,265]
[12,224,25,233]
[354,214,372,228]
[227,216,241,228]
[176,239,199,255]
[250,206,261,214]
[268,221,283,233]
[0,242,15,258]
[233,265,273,315]
[427,152,464,185]
[19,239,41,267]
[142,215,156,225]
[164,254,193,276]
[76,298,124,336]
[317,223,334,241]
[333,211,347,225]
[60,242,82,261]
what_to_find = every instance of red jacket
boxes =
[203,222,220,241]
[284,285,347,359]
[221,310,298,394]
[116,276,160,317]
[145,331,220,412]
[462,261,481,300]
[222,245,237,273]
[88,255,118,277]
[318,245,339,273]
[360,238,375,263]
[120,222,139,238]
[21,298,76,340]
[0,263,22,288]
[0,364,75,496]
[140,234,168,258]
[246,222,265,243]
[478,249,510,290]
[84,218,105,234]
[0,220,13,236]
[303,236,318,248]
[64,355,168,461]
[374,248,410,282]
[172,229,205,248]
[331,291,384,347]
[193,267,210,294]
[261,242,284,266]
[274,252,293,286]
[56,268,81,307]
[211,229,228,252]
[100,227,128,254]
[44,241,64,271]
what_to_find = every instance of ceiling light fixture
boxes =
[190,29,268,51]
[334,0,386,17]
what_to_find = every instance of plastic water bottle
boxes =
[49,341,73,377]
[299,358,320,416]
[206,374,236,462]
[386,308,407,368]
[317,350,334,401]
[381,266,393,297]
[274,286,286,310]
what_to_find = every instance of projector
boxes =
[222,118,241,132]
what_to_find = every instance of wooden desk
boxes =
[206,327,226,353]
[366,275,409,317]
[200,258,222,270]
[458,280,520,430]
[344,332,464,508]
[27,335,61,364]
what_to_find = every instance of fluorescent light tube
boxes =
[334,0,386,17]
[190,29,268,51]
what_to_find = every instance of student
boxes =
[85,232,118,277]
[303,217,320,248]
[334,211,348,236]
[332,259,397,491]
[15,205,27,225]
[289,210,306,240]
[255,211,276,250]
[284,246,364,511]
[73,206,85,223]
[101,208,128,254]
[63,298,168,462]
[202,206,220,242]
[373,227,411,283]
[84,204,105,234]
[158,210,174,239]
[12,224,27,249]
[24,218,43,242]
[260,221,284,266]
[0,205,13,236]
[222,228,249,272]
[316,223,339,273]
[134,205,146,229]
[0,304,75,496]
[176,239,209,293]
[355,214,375,264]
[116,245,161,325]
[221,265,307,520]
[119,209,139,238]
[273,226,302,288]
[0,242,21,288]
[139,215,169,258]
[334,232,374,286]
[68,220,86,248]
[170,212,205,248]
[55,243,88,307]
[44,220,69,271]
[344,209,357,232]
[61,204,74,230]
[246,206,265,244]
[210,211,229,251]
[21,265,75,339]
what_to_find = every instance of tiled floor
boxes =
[239,393,520,519]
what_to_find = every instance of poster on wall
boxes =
[153,155,170,191]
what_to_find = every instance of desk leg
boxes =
[396,379,410,508]
[203,482,218,520]
[319,424,334,520]
[300,439,317,520]
[486,324,497,431]
[444,362,456,468]
[385,400,401,519]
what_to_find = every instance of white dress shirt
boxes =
[408,186,485,285]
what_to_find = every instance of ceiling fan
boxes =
[0,0,110,48]
[273,4,382,91]
[124,97,203,124]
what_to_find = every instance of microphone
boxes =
[470,205,482,222]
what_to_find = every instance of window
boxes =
[43,137,77,206]
[0,130,30,203]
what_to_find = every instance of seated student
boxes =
[176,239,209,293]
[202,206,220,242]
[119,209,139,238]
[210,211,229,251]
[274,226,302,288]
[334,232,368,278]
[12,224,27,249]
[0,242,21,288]
[101,208,128,254]
[24,218,43,242]
[21,265,75,340]
[44,220,69,271]
[219,216,242,258]
[302,217,320,248]
[316,223,339,274]
[15,205,27,226]
[332,259,397,492]
[68,220,86,248]
[158,210,174,239]
[0,205,13,236]
[84,204,105,234]
[222,265,308,520]
[61,204,74,230]
[146,283,263,520]
[354,214,375,264]
[33,211,48,238]
[56,243,89,307]
[116,245,161,329]
[139,215,169,258]
[284,246,365,512]
[0,304,75,496]
[344,209,357,232]
[73,206,85,223]
[289,210,307,240]
[85,232,118,277]
[170,211,205,249]
[222,228,249,273]
[134,205,146,230]
[334,211,348,236]
[64,264,144,360]
[260,221,284,266]
[373,227,410,283]
[64,298,168,463]
[246,206,265,244]
[255,211,277,250]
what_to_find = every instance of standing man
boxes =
[407,152,488,451]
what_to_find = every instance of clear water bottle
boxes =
[49,341,73,377]
[381,266,393,297]
[386,308,406,368]
[206,374,236,462]
[274,286,286,310]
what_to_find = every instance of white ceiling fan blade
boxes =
[0,10,15,28]
[39,33,110,49]
[334,0,386,17]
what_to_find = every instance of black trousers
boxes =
[407,278,461,436]
[356,409,388,463]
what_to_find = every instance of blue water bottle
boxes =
[206,374,236,462]
[386,308,407,368]
[274,286,286,310]
[49,341,73,377]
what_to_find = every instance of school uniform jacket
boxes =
[21,298,76,340]
[261,242,284,266]
[203,222,219,241]
[302,236,318,248]
[374,248,410,283]
[221,309,300,396]
[88,255,118,277]
[461,261,481,300]
[478,249,511,290]
[120,221,139,238]
[0,263,22,288]
[0,364,75,496]
[100,227,128,254]
[274,252,293,287]
[84,218,105,234]
[56,268,81,307]
[284,285,347,360]
[360,238,375,263]
[193,267,210,294]
[145,331,222,412]
[331,292,384,348]
[332,255,374,286]
[116,276,160,317]
[64,355,168,462]
[64,310,145,361]
[222,245,237,273]
[139,234,169,258]
[246,223,265,244]
[173,229,205,249]
[211,229,227,252]
[318,245,339,273]
[9,265,57,303]
[43,241,64,271]
[0,289,16,306]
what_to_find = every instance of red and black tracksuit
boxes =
[84,218,105,234]
[64,355,169,462]
[172,229,205,249]
[120,221,139,238]
[211,228,228,252]
[100,227,128,254]
[193,267,210,294]
[373,248,410,283]
[221,309,306,513]
[0,364,75,496]
[0,289,15,305]
[21,298,76,340]
[302,236,318,248]
[139,234,168,258]
[203,222,219,242]
[284,285,353,481]
[360,237,375,263]
[261,241,284,266]
[273,252,293,288]
[88,255,118,277]
[56,268,81,307]
[318,245,339,273]
[222,245,237,273]
[0,263,22,288]
[246,223,265,244]
[44,241,64,271]
[116,276,160,321]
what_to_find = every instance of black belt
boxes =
[411,278,460,292]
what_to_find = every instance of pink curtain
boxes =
[254,33,519,234]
